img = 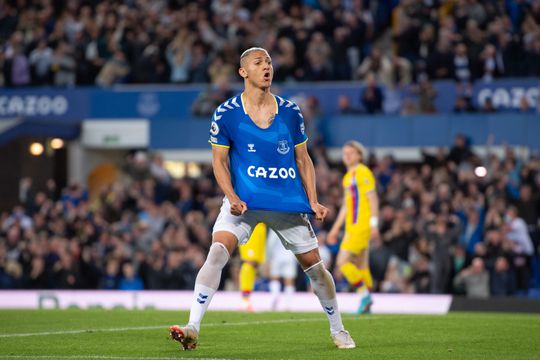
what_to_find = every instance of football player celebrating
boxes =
[170,47,355,350]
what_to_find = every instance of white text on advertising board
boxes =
[0,96,69,117]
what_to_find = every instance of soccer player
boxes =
[170,47,355,350]
[328,141,379,314]
[267,227,297,311]
[238,222,266,312]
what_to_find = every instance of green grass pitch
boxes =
[0,310,539,359]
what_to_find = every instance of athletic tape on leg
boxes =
[195,242,230,290]
[305,261,335,300]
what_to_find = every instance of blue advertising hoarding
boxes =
[0,79,538,121]
[89,87,203,119]
[320,114,540,150]
[0,88,89,120]
[0,79,538,149]
[473,79,539,110]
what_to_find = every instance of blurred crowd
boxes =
[1,0,540,89]
[0,152,215,290]
[357,137,540,298]
[1,134,539,298]
[392,0,540,84]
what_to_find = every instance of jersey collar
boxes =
[240,93,279,115]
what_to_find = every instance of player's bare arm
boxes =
[294,142,328,221]
[328,200,347,245]
[212,145,247,215]
[366,190,380,240]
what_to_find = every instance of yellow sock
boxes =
[239,262,256,299]
[359,268,373,290]
[340,262,373,291]
[339,262,364,288]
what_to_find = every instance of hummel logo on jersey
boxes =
[248,144,256,152]
[197,293,209,304]
[324,306,335,315]
[277,140,290,155]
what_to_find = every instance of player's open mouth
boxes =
[263,72,270,80]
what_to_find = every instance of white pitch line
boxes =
[0,356,228,360]
[0,316,376,339]
[0,326,164,338]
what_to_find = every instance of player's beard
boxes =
[246,77,270,91]
[256,77,271,90]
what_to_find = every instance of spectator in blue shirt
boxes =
[119,262,144,291]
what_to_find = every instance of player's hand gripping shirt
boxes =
[209,94,312,213]
[343,163,376,232]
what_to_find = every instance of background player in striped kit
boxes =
[328,141,379,314]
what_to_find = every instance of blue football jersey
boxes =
[208,93,313,214]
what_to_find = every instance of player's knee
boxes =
[305,261,336,299]
[354,250,369,268]
[304,260,326,281]
[336,252,351,268]
[296,248,322,270]
[212,231,238,254]
[205,242,230,268]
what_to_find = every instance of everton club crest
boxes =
[277,140,290,155]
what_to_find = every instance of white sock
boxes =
[269,280,281,297]
[284,285,295,310]
[187,243,230,332]
[269,280,281,309]
[305,261,344,335]
[188,284,216,332]
[319,298,343,335]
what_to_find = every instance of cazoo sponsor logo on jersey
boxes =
[0,96,69,117]
[247,166,296,179]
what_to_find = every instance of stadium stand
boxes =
[1,0,539,87]
[1,138,539,297]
